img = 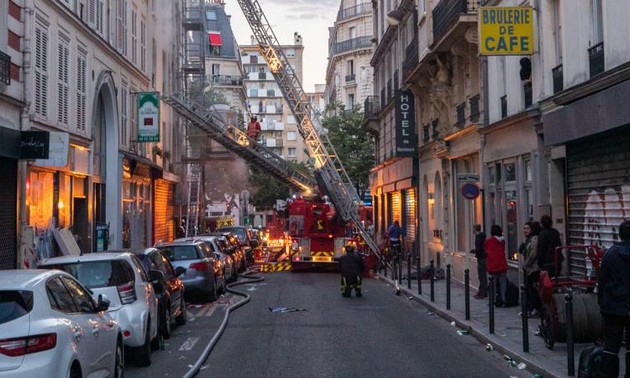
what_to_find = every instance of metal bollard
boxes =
[520,284,529,353]
[446,264,451,310]
[398,251,403,285]
[407,253,412,289]
[416,247,422,295]
[488,275,495,334]
[430,260,435,302]
[565,290,575,377]
[464,269,470,320]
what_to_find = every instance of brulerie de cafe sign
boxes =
[479,6,534,56]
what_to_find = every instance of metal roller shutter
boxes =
[566,127,630,248]
[391,191,401,225]
[404,188,416,244]
[154,179,175,244]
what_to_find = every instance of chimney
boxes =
[294,32,302,45]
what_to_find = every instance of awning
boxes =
[208,32,222,46]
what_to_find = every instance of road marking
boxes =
[179,336,200,351]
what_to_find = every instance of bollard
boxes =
[430,260,435,302]
[520,284,529,353]
[446,264,451,310]
[488,275,495,334]
[398,250,403,285]
[464,269,470,320]
[565,290,575,377]
[407,253,412,289]
[416,247,422,295]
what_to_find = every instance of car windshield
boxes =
[0,290,33,324]
[42,260,135,289]
[156,245,200,261]
[217,227,247,241]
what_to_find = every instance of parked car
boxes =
[38,252,159,366]
[216,226,255,264]
[154,240,225,301]
[206,232,247,272]
[0,269,124,377]
[136,247,187,340]
[173,237,237,283]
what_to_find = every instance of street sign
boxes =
[479,6,534,56]
[461,183,481,200]
[457,173,479,182]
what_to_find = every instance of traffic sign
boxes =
[461,183,481,200]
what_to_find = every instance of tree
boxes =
[322,102,375,199]
[249,161,310,209]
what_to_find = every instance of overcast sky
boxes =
[223,0,340,92]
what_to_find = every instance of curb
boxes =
[377,275,554,378]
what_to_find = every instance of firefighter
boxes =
[247,116,261,140]
[339,243,364,297]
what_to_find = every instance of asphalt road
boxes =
[125,271,534,377]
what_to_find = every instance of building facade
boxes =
[2,0,182,269]
[325,0,374,112]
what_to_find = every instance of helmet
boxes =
[345,243,355,253]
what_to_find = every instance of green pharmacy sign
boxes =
[137,92,160,142]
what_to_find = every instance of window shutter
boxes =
[88,0,95,26]
[57,36,69,127]
[120,80,128,147]
[35,24,48,118]
[77,52,87,133]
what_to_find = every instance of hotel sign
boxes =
[137,92,160,142]
[394,90,416,157]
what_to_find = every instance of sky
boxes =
[223,0,340,92]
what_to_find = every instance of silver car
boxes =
[39,252,159,367]
[174,236,238,284]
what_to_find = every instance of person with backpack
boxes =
[596,220,630,377]
[485,224,508,307]
[537,215,563,277]
[471,224,487,299]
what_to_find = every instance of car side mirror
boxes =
[96,294,111,312]
[149,270,165,291]
[174,266,186,277]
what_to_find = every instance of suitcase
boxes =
[577,344,604,378]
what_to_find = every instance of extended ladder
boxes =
[235,0,383,262]
[185,161,201,237]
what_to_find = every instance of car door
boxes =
[47,275,117,376]
[154,251,183,318]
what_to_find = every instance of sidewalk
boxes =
[376,262,625,378]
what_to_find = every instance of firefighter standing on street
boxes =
[339,243,364,297]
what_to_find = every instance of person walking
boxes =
[339,243,364,297]
[519,221,541,317]
[471,224,488,299]
[537,215,563,277]
[485,224,508,307]
[596,220,630,378]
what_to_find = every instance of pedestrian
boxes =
[387,220,402,258]
[519,221,541,317]
[366,220,375,239]
[537,215,563,277]
[339,243,364,297]
[485,224,508,307]
[247,116,261,140]
[596,220,630,378]
[471,224,488,299]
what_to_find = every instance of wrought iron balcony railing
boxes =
[211,75,243,86]
[588,42,605,78]
[331,36,372,55]
[345,74,356,83]
[432,0,479,45]
[0,50,10,85]
[364,96,380,120]
[337,2,371,21]
[402,36,419,79]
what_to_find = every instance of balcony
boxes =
[588,42,605,78]
[337,2,371,21]
[0,50,10,85]
[331,36,372,55]
[364,96,380,120]
[432,0,479,51]
[211,75,243,86]
[469,94,480,123]
[402,36,419,80]
[345,74,356,83]
[552,64,563,94]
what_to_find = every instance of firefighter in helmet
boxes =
[339,242,364,297]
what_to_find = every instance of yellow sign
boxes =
[479,7,533,55]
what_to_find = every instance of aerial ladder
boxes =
[235,0,384,264]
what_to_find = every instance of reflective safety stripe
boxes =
[260,262,292,273]
[311,251,334,257]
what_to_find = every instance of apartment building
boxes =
[1,0,182,269]
[240,33,309,163]
[325,0,374,112]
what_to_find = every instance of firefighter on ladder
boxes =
[247,116,261,141]
[339,243,364,297]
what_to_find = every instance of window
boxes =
[57,33,70,128]
[140,19,146,72]
[347,93,355,110]
[592,0,603,44]
[347,59,354,75]
[131,9,137,64]
[348,26,356,39]
[61,276,95,313]
[288,148,297,157]
[77,49,87,133]
[287,115,296,124]
[287,131,297,141]
[47,277,79,313]
[206,10,217,21]
[34,20,49,118]
[116,0,127,55]
[88,0,105,36]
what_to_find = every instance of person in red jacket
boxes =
[485,224,508,307]
[247,116,261,140]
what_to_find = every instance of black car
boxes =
[137,247,187,340]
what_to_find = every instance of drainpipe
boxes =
[17,0,34,268]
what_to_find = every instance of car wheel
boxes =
[114,339,124,378]
[134,323,152,367]
[176,298,187,326]
[69,362,81,378]
[207,278,218,301]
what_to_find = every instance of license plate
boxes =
[312,256,332,262]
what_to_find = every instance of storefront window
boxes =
[27,171,54,228]
[506,190,518,261]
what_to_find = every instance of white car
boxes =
[39,252,159,366]
[0,269,124,377]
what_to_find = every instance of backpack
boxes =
[577,344,604,378]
